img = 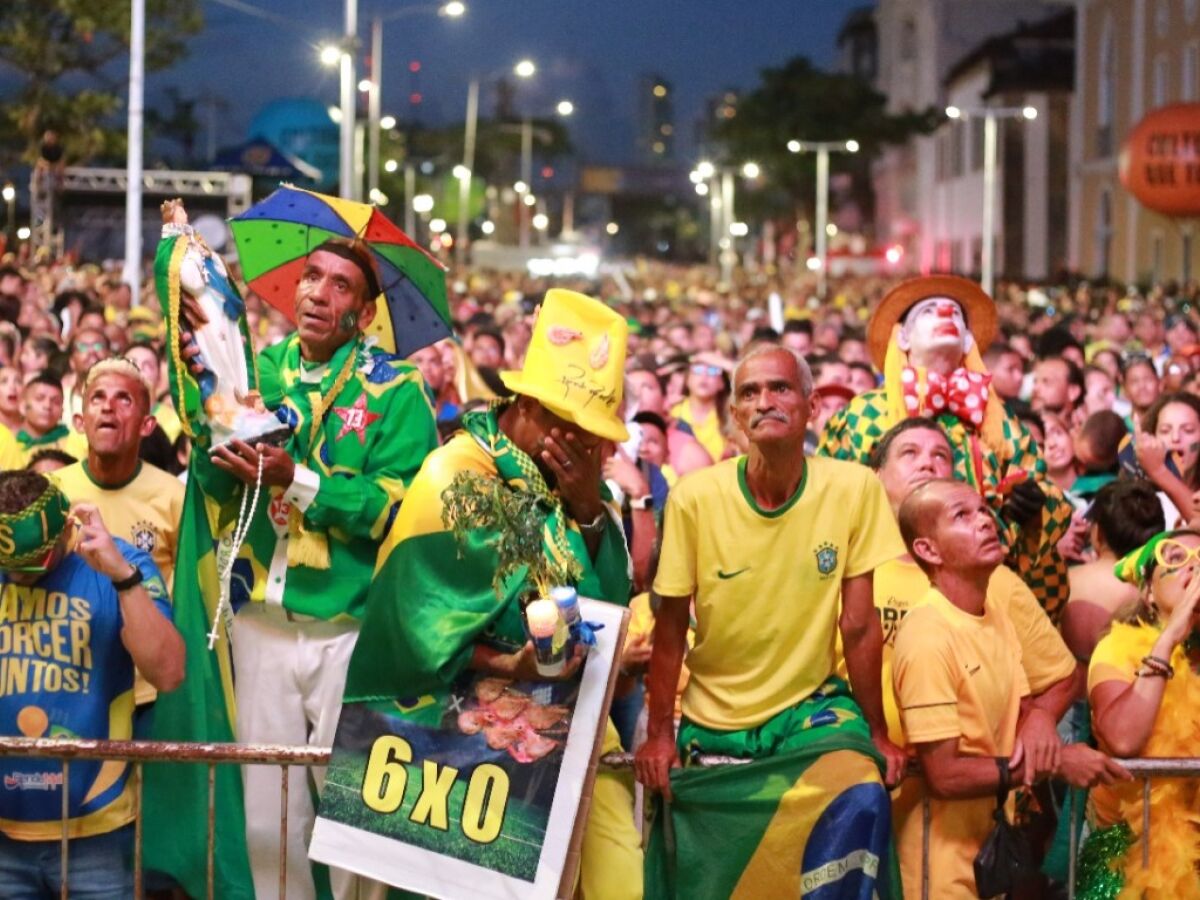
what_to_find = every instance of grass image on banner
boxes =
[320,747,548,881]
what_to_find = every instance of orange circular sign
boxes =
[1119,103,1200,217]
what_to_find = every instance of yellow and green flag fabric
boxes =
[646,679,900,900]
[343,403,632,704]
[140,472,254,899]
[142,236,254,899]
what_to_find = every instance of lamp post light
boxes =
[690,160,761,280]
[1,184,14,247]
[512,59,538,250]
[944,105,1037,297]
[786,138,859,299]
[364,2,466,205]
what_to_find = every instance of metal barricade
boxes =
[0,736,1196,900]
[917,757,1200,900]
[0,737,743,900]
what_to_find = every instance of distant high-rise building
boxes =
[636,74,675,163]
[837,6,879,83]
[694,88,739,158]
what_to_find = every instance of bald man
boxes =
[890,480,1126,898]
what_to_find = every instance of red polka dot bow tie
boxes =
[900,366,992,427]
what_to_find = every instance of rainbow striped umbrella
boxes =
[229,185,451,357]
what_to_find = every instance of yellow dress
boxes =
[1086,622,1200,897]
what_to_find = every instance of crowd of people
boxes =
[0,238,1199,898]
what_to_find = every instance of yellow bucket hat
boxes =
[500,289,630,442]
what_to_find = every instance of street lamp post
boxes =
[365,3,466,205]
[2,184,14,247]
[456,79,479,266]
[368,19,383,200]
[945,105,1037,297]
[786,138,860,299]
[511,58,537,250]
[123,0,146,296]
[691,160,758,281]
[337,0,358,200]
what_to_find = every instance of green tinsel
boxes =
[1075,821,1135,900]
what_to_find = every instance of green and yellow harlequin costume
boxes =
[818,276,1072,617]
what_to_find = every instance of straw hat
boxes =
[500,289,629,442]
[866,275,997,370]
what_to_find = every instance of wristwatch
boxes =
[112,565,144,592]
[628,495,653,511]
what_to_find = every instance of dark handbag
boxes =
[973,758,1036,898]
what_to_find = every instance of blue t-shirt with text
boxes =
[0,541,169,839]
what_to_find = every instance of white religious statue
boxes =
[157,199,288,449]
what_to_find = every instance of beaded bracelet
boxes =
[1136,654,1174,679]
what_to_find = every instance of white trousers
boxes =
[232,603,383,900]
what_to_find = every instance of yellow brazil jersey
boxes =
[0,425,25,471]
[653,455,903,731]
[53,462,183,588]
[670,400,726,464]
[841,558,1076,746]
[891,588,1030,900]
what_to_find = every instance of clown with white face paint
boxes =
[819,276,1073,618]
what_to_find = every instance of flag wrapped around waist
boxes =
[646,680,900,900]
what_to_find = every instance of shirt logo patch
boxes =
[716,567,750,580]
[4,771,63,791]
[815,542,839,577]
[132,521,157,554]
[334,393,380,445]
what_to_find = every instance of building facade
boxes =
[1069,0,1200,284]
[869,0,1069,267]
[928,11,1073,279]
[636,75,675,164]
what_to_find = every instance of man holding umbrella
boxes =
[169,225,439,896]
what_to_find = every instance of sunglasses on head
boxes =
[690,364,723,377]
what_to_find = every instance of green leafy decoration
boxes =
[441,470,581,600]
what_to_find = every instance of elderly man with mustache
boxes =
[636,345,907,898]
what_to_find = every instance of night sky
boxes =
[161,0,867,166]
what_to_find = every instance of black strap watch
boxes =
[112,565,144,592]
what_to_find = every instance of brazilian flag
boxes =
[140,233,255,899]
[646,685,901,900]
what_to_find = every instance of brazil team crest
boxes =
[815,542,838,577]
[132,521,157,554]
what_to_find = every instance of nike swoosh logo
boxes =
[717,567,750,580]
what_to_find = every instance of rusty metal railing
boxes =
[0,736,740,900]
[0,737,1194,900]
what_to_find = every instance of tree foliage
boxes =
[714,56,937,222]
[0,0,203,166]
